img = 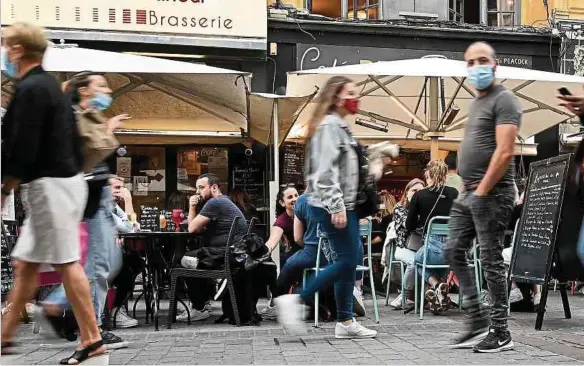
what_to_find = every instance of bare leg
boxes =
[54,262,104,354]
[1,261,39,343]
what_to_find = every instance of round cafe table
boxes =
[119,231,198,331]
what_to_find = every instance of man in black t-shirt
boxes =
[177,173,246,322]
[1,23,104,362]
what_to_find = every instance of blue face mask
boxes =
[1,48,18,79]
[467,65,495,90]
[89,93,113,111]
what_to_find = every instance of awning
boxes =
[286,57,584,157]
[2,45,251,137]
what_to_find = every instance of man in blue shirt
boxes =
[260,193,327,319]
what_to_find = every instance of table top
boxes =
[119,231,194,238]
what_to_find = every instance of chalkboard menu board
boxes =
[281,143,305,187]
[510,155,570,283]
[139,205,160,232]
[232,160,265,208]
[1,222,16,296]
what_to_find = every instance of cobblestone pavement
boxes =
[8,292,584,365]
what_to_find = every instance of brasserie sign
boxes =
[1,0,266,39]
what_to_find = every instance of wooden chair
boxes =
[166,217,243,329]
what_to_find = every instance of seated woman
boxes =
[388,178,425,309]
[260,193,329,320]
[265,186,300,268]
[405,160,458,313]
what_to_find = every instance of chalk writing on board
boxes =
[519,164,565,254]
[139,205,160,232]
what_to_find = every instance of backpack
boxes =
[75,108,119,174]
[340,127,379,218]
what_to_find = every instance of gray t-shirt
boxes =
[198,195,247,248]
[458,84,521,186]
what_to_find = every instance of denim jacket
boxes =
[305,113,359,214]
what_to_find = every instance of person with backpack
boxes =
[0,23,105,364]
[39,71,130,350]
[275,76,377,339]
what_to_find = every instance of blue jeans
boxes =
[415,234,447,282]
[578,217,584,267]
[45,187,121,327]
[276,244,328,296]
[300,208,360,322]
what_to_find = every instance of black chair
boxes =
[167,217,243,329]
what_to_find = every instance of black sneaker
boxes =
[450,324,489,349]
[473,328,514,353]
[101,331,130,350]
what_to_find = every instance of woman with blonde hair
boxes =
[405,160,458,313]
[388,178,425,309]
[275,76,377,339]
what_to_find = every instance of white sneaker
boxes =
[335,318,377,339]
[112,307,138,328]
[260,304,278,320]
[389,294,403,309]
[176,308,211,322]
[353,287,366,317]
[533,293,541,307]
[181,256,199,269]
[274,294,306,335]
[509,288,523,304]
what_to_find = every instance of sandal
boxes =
[1,341,18,355]
[59,340,107,365]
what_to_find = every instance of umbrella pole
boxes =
[429,77,440,161]
[430,137,440,160]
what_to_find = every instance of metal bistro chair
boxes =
[167,216,243,329]
[359,219,380,323]
[414,216,481,320]
[384,238,406,308]
[303,219,380,327]
[302,226,326,327]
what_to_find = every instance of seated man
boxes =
[177,173,247,321]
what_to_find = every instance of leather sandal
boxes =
[59,340,107,365]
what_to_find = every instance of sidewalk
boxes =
[9,292,584,365]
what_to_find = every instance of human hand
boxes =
[107,114,131,133]
[189,195,200,207]
[558,92,584,115]
[331,210,347,229]
[117,187,132,201]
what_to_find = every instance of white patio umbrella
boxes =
[1,44,252,144]
[287,57,584,159]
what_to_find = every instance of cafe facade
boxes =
[0,0,276,224]
[266,18,564,195]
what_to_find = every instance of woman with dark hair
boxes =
[275,76,377,339]
[265,186,300,266]
[229,188,258,221]
[40,72,129,349]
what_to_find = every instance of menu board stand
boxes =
[508,154,580,330]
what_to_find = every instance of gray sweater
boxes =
[305,113,359,214]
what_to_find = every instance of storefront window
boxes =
[114,146,166,217]
[177,147,229,194]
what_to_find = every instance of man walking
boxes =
[1,23,106,364]
[445,42,520,353]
